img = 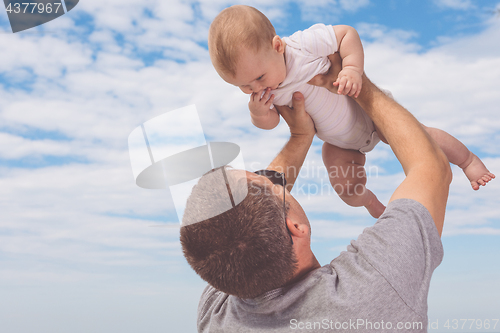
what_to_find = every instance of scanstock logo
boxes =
[3,0,79,33]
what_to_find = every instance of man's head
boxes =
[208,5,287,95]
[180,167,299,299]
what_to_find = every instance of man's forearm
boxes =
[355,75,451,231]
[270,92,316,191]
[355,75,448,175]
[267,132,314,191]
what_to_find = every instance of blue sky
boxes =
[0,1,499,332]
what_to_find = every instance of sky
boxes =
[0,0,499,332]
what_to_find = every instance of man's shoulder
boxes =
[384,197,432,214]
[376,198,433,225]
[197,284,229,331]
[340,198,443,314]
[349,198,442,264]
[198,284,227,314]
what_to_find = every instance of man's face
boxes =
[224,44,287,95]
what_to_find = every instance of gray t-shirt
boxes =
[197,199,444,332]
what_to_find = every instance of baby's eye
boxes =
[257,75,264,81]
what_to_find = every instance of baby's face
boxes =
[224,44,286,95]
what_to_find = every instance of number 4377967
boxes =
[443,319,498,330]
[6,2,62,14]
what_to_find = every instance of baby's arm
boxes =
[249,88,280,130]
[332,25,364,98]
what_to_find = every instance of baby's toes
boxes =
[471,181,480,190]
[481,175,491,183]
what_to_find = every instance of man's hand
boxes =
[335,67,362,98]
[275,92,315,139]
[249,88,275,116]
[307,53,343,94]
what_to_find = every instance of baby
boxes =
[208,5,495,218]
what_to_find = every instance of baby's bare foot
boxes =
[365,190,386,218]
[460,153,495,190]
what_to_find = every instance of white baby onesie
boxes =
[272,23,379,153]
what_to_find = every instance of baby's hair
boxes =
[208,5,276,78]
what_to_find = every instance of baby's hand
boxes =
[333,67,362,98]
[249,88,275,116]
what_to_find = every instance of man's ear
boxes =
[272,35,285,54]
[286,217,308,238]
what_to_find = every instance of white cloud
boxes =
[360,21,500,156]
[357,22,421,51]
[433,0,474,10]
[0,133,73,159]
[284,0,342,23]
[0,33,92,77]
[339,0,370,12]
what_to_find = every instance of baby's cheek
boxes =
[240,87,252,94]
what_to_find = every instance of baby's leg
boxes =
[423,125,495,190]
[322,142,386,218]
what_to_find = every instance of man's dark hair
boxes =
[180,167,297,299]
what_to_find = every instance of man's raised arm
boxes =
[268,93,316,191]
[355,76,452,235]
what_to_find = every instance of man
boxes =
[180,55,452,332]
